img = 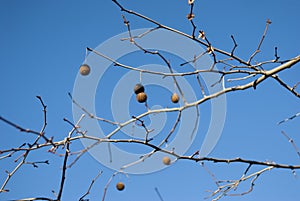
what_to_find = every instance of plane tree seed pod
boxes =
[134,83,145,94]
[162,156,171,165]
[116,182,125,191]
[79,64,90,76]
[136,92,147,103]
[171,93,180,103]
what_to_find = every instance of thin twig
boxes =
[155,187,164,201]
[248,19,272,64]
[79,171,103,201]
[278,112,300,125]
[230,35,238,56]
[280,131,300,158]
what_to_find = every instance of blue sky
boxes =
[1,1,300,201]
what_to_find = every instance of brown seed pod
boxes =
[134,83,145,94]
[79,64,90,76]
[162,156,171,165]
[116,182,125,191]
[171,93,180,103]
[136,92,147,103]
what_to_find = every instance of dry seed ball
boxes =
[171,93,180,103]
[134,83,145,94]
[136,92,147,103]
[79,64,90,76]
[116,182,125,191]
[162,156,171,165]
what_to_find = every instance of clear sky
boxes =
[1,1,300,201]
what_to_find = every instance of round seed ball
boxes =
[79,64,90,76]
[134,83,145,94]
[171,93,180,103]
[162,156,171,165]
[116,182,125,191]
[136,92,147,103]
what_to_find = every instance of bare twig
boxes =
[280,131,300,158]
[274,47,280,61]
[0,116,51,144]
[25,160,49,168]
[155,187,164,201]
[248,19,272,64]
[278,112,300,125]
[187,2,197,38]
[230,35,238,56]
[79,171,103,201]
[272,74,300,98]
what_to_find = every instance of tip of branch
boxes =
[68,92,72,99]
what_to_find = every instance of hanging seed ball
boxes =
[79,64,90,76]
[162,156,171,165]
[134,83,145,94]
[171,93,180,103]
[116,182,125,191]
[136,92,147,103]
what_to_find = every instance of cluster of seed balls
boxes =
[134,83,147,103]
[134,83,180,104]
